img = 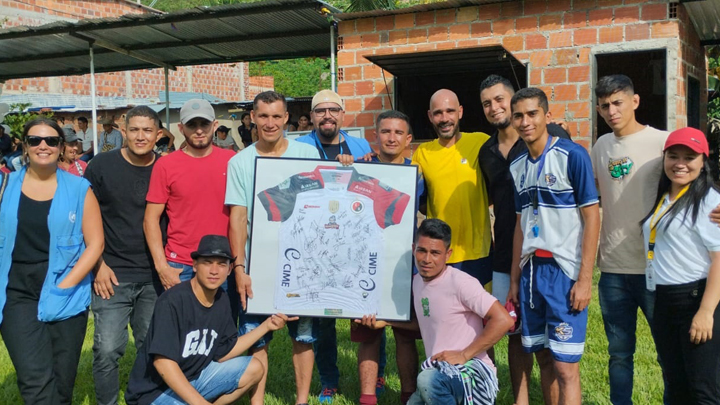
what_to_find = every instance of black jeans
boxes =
[0,261,88,405]
[654,279,720,405]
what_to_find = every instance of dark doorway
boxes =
[687,75,700,129]
[367,47,527,141]
[595,49,667,141]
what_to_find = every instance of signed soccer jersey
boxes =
[257,166,410,315]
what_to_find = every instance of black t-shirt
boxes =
[318,140,350,160]
[238,124,254,147]
[84,149,157,282]
[478,123,571,274]
[12,193,51,264]
[125,281,238,405]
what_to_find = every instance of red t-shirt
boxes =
[146,147,236,265]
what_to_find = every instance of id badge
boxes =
[645,259,656,291]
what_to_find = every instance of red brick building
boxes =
[0,0,253,101]
[335,0,707,148]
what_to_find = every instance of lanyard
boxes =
[647,185,690,260]
[313,132,345,160]
[525,136,553,216]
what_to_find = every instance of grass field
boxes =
[0,271,664,404]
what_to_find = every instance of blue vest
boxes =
[0,167,92,323]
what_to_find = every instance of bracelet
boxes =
[234,264,246,269]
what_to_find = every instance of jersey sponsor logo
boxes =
[545,173,557,187]
[329,200,339,213]
[607,156,633,180]
[278,177,292,190]
[554,322,574,341]
[421,297,430,316]
[282,248,301,287]
[304,204,320,209]
[358,252,378,291]
[460,158,468,164]
[181,329,218,358]
[324,215,340,229]
[351,200,364,214]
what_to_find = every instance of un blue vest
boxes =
[0,167,92,323]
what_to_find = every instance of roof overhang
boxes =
[365,46,524,77]
[0,0,339,82]
[680,0,720,45]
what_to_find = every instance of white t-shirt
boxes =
[77,129,92,152]
[591,126,669,274]
[642,189,720,285]
[257,166,410,314]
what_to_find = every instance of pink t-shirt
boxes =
[413,266,498,370]
[146,147,236,265]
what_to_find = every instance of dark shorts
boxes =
[350,322,422,342]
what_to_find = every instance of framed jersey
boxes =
[247,157,418,321]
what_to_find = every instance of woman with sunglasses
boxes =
[0,118,103,404]
[641,127,720,404]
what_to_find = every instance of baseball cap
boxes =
[180,99,215,124]
[311,89,343,110]
[190,235,235,261]
[217,125,231,133]
[0,124,9,135]
[664,127,709,157]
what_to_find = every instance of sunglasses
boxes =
[25,135,62,147]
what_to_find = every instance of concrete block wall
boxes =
[0,0,248,101]
[336,0,707,148]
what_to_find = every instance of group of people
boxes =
[0,71,717,405]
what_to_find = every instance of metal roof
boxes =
[0,0,339,82]
[680,0,720,45]
[365,46,524,77]
[336,0,514,20]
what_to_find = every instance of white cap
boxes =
[180,99,215,124]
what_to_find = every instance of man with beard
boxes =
[296,89,373,403]
[478,75,571,405]
[226,91,319,405]
[85,106,163,405]
[144,99,236,296]
[411,89,493,289]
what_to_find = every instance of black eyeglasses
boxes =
[313,107,342,117]
[25,135,62,147]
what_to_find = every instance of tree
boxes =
[2,103,52,139]
[250,59,332,97]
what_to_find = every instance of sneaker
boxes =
[376,377,386,397]
[319,387,338,403]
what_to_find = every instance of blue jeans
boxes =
[92,281,157,405]
[315,319,387,389]
[152,357,252,404]
[407,368,465,405]
[598,272,657,405]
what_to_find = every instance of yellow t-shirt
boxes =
[412,132,491,263]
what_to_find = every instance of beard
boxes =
[316,119,339,141]
[186,136,211,150]
[490,118,511,130]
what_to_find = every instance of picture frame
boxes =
[246,157,418,321]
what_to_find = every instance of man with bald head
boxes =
[411,89,493,289]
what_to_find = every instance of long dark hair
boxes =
[641,152,719,229]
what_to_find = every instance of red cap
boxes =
[664,127,709,157]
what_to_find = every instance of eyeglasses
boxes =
[313,107,342,117]
[25,135,62,147]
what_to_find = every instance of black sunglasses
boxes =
[25,135,62,147]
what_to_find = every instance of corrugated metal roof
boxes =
[0,0,339,81]
[681,0,720,45]
[335,0,515,20]
[0,91,230,112]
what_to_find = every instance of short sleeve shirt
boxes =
[146,147,236,265]
[411,133,491,263]
[591,126,669,274]
[124,281,238,405]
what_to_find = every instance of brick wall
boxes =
[0,0,247,101]
[247,76,276,99]
[337,0,708,148]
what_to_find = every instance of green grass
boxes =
[0,271,664,404]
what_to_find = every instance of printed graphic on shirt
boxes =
[421,297,430,317]
[181,329,219,358]
[607,156,634,180]
[258,166,410,314]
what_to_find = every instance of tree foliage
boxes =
[2,103,53,139]
[250,58,332,97]
[708,46,720,121]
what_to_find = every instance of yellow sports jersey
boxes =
[412,132,491,263]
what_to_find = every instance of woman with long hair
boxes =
[296,113,312,131]
[641,127,720,404]
[0,118,103,404]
